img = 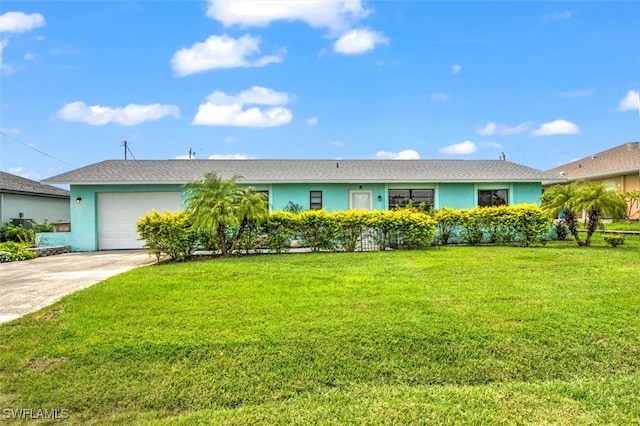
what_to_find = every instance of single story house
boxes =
[1,171,70,226]
[545,142,640,219]
[41,159,562,251]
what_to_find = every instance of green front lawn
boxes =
[1,236,640,424]
[601,220,640,232]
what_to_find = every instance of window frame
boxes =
[388,188,434,210]
[310,190,323,210]
[477,189,508,207]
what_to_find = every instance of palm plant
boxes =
[185,173,268,257]
[573,183,627,246]
[541,182,583,245]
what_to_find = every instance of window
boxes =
[310,191,323,210]
[478,189,508,207]
[388,189,434,210]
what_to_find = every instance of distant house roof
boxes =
[546,142,640,181]
[0,171,70,198]
[42,159,562,185]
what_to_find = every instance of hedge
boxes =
[137,205,550,260]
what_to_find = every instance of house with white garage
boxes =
[40,159,562,251]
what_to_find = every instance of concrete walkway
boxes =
[0,250,156,324]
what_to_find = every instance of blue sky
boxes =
[1,1,639,182]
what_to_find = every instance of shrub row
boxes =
[434,204,550,247]
[0,242,38,263]
[0,221,55,245]
[137,204,550,261]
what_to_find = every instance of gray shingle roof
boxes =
[546,142,640,181]
[1,171,70,198]
[42,159,561,185]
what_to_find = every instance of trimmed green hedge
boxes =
[436,204,550,247]
[137,205,550,260]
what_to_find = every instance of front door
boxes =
[350,190,373,210]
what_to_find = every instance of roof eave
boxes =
[558,168,640,182]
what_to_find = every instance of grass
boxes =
[601,220,640,232]
[1,235,640,424]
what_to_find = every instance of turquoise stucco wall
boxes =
[436,183,475,209]
[511,182,543,205]
[38,181,543,251]
[269,183,387,211]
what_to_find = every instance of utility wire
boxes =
[122,140,136,160]
[0,131,75,167]
[126,145,136,160]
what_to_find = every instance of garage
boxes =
[97,192,183,250]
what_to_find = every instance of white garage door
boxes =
[98,192,183,250]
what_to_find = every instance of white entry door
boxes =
[349,190,373,210]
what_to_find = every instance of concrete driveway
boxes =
[0,250,156,324]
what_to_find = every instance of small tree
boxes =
[573,183,627,246]
[542,182,627,247]
[184,173,268,257]
[541,182,583,245]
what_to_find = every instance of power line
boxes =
[0,131,75,167]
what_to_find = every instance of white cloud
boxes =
[429,92,450,102]
[477,121,530,136]
[208,154,255,159]
[439,140,477,155]
[193,104,291,127]
[333,28,388,55]
[477,122,497,136]
[451,64,462,75]
[543,11,573,21]
[532,119,580,136]
[618,89,640,112]
[206,86,292,106]
[0,11,46,33]
[328,140,345,147]
[307,117,318,126]
[193,86,293,127]
[206,0,369,33]
[23,51,37,61]
[559,88,594,98]
[171,34,283,77]
[57,101,180,126]
[376,149,420,160]
[224,136,236,144]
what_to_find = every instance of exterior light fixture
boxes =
[377,195,383,201]
[76,197,82,204]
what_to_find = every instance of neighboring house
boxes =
[545,142,640,219]
[0,171,70,226]
[41,159,561,251]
